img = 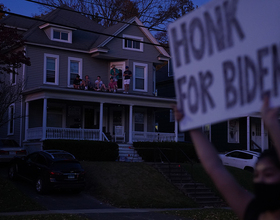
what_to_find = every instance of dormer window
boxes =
[51,28,71,43]
[39,23,75,44]
[123,34,143,52]
[53,30,69,41]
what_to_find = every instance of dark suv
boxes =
[9,150,86,194]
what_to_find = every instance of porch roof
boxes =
[23,86,176,108]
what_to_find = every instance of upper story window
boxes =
[44,53,59,85]
[68,57,83,87]
[51,28,72,43]
[123,34,143,52]
[8,104,15,135]
[133,62,148,92]
[168,60,173,77]
[10,67,17,85]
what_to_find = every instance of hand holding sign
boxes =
[168,0,280,131]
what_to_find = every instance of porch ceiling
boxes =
[23,86,176,108]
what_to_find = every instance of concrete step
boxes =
[118,144,143,162]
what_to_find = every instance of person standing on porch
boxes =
[110,64,119,82]
[123,66,132,94]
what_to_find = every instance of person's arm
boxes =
[261,96,280,160]
[173,106,253,220]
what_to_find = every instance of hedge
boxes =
[133,142,198,163]
[43,140,118,161]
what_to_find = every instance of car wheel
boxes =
[36,177,49,194]
[8,164,18,180]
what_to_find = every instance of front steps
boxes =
[118,144,143,162]
[151,163,226,207]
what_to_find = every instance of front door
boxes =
[110,62,125,90]
[110,106,125,136]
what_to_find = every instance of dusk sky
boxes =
[1,0,211,17]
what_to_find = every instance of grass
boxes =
[183,163,254,197]
[81,161,198,208]
[0,161,254,219]
[0,178,44,212]
[162,208,239,220]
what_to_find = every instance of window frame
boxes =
[123,34,143,52]
[68,57,83,87]
[44,53,59,85]
[133,62,148,92]
[228,119,239,143]
[51,27,72,43]
[8,103,15,135]
[10,67,17,85]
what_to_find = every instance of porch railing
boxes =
[27,127,100,141]
[27,127,183,142]
[133,131,177,142]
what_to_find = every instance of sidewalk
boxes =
[0,208,199,220]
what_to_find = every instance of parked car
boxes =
[0,139,26,162]
[219,150,260,172]
[8,150,86,194]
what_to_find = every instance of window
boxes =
[168,60,173,77]
[10,67,17,85]
[170,109,175,122]
[135,112,144,131]
[68,57,82,87]
[51,28,72,43]
[44,54,59,85]
[123,34,143,52]
[8,104,15,135]
[228,119,239,143]
[133,62,148,92]
[47,107,63,127]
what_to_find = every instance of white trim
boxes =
[44,53,59,85]
[68,57,83,87]
[51,27,72,43]
[133,62,148,92]
[39,23,76,31]
[123,34,143,52]
[7,104,15,135]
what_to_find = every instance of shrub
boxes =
[133,142,198,163]
[43,140,118,161]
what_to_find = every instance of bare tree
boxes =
[0,24,31,127]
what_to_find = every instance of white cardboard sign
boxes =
[168,0,280,131]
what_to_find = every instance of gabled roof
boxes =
[91,17,170,58]
[0,6,169,58]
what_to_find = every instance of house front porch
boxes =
[26,127,182,143]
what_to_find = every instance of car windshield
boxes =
[52,153,75,160]
[0,140,20,148]
[51,161,82,170]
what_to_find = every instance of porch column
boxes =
[24,101,29,141]
[247,116,250,151]
[99,102,104,140]
[128,105,133,144]
[175,119,178,142]
[42,98,47,140]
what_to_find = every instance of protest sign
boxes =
[168,0,280,131]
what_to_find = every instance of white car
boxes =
[219,150,260,172]
[0,139,27,162]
